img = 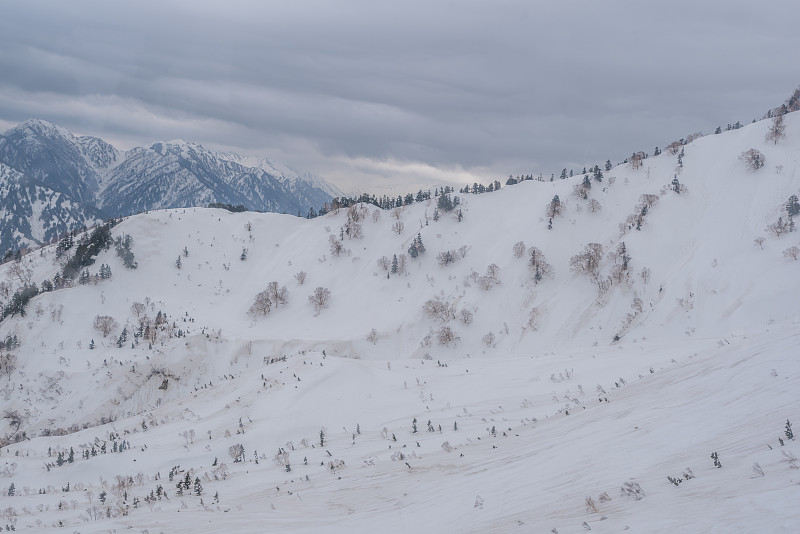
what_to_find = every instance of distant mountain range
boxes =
[0,119,341,254]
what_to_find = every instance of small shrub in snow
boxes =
[367,328,378,345]
[783,246,800,260]
[752,462,765,477]
[585,496,598,513]
[620,481,645,500]
[482,332,496,347]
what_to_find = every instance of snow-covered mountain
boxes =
[0,120,341,253]
[0,112,798,532]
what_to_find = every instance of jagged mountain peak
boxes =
[0,120,339,254]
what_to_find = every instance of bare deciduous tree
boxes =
[783,246,800,260]
[329,235,344,256]
[766,217,790,237]
[527,307,541,330]
[309,287,331,314]
[477,276,494,290]
[294,271,307,285]
[437,250,458,267]
[685,131,703,144]
[395,253,408,275]
[367,328,379,345]
[377,256,390,272]
[131,302,146,318]
[570,243,604,280]
[545,195,563,219]
[7,262,32,285]
[588,199,602,213]
[765,112,786,145]
[640,267,651,285]
[423,296,456,323]
[266,281,288,307]
[0,352,17,380]
[666,141,682,155]
[754,237,765,249]
[437,325,458,345]
[345,219,363,239]
[459,308,473,325]
[347,204,365,222]
[528,247,554,284]
[392,221,405,235]
[249,290,272,316]
[639,194,659,209]
[740,148,766,171]
[93,315,118,337]
[482,332,496,347]
[228,443,245,463]
[630,151,645,170]
[512,241,526,259]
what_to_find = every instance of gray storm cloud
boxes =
[1,0,798,191]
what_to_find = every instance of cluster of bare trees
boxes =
[249,282,289,317]
[423,296,456,323]
[570,243,604,282]
[528,246,554,284]
[629,151,646,170]
[436,246,468,267]
[619,194,659,234]
[0,352,16,380]
[766,217,794,237]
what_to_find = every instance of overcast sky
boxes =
[1,1,798,193]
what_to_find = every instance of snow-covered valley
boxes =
[0,114,798,532]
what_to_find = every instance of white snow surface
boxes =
[0,115,799,532]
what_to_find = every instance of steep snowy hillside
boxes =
[0,114,798,532]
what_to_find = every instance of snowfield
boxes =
[0,114,798,532]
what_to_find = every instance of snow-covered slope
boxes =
[0,114,798,532]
